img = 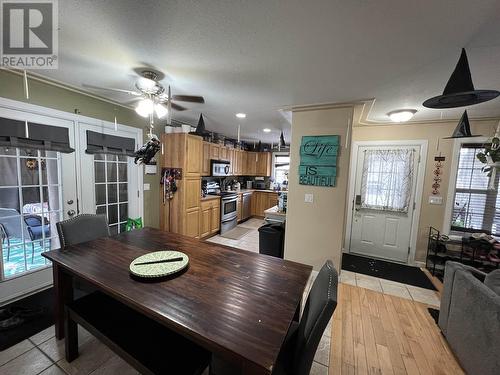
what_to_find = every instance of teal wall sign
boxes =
[299,135,339,187]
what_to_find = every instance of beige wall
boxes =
[352,116,498,262]
[284,105,354,270]
[0,70,159,228]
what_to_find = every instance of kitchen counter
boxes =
[264,205,286,223]
[201,195,221,201]
[235,189,286,194]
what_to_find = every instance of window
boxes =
[451,144,499,235]
[273,154,290,185]
[0,147,62,279]
[94,154,129,235]
[360,149,415,212]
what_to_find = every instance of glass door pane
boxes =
[0,147,63,280]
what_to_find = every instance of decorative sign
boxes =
[299,135,339,187]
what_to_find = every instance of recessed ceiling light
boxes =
[263,128,271,133]
[387,109,417,123]
[235,113,246,118]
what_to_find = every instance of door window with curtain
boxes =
[0,118,73,280]
[360,149,415,213]
[451,143,499,235]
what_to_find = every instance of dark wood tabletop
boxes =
[43,227,312,374]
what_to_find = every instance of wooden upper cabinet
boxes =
[241,151,248,175]
[185,135,202,175]
[236,151,243,175]
[201,142,211,176]
[246,152,257,176]
[219,146,228,161]
[256,152,272,177]
[210,144,220,160]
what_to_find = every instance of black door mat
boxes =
[0,288,54,351]
[342,253,437,290]
[427,308,440,325]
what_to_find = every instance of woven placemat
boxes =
[129,251,189,278]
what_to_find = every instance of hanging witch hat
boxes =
[443,110,481,139]
[279,131,287,148]
[423,49,499,109]
[190,113,209,136]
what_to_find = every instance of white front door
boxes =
[349,144,421,263]
[77,122,143,235]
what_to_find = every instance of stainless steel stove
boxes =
[206,183,238,234]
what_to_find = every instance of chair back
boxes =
[56,214,110,249]
[292,261,338,375]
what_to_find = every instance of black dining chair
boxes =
[56,214,110,295]
[56,214,110,249]
[212,260,338,375]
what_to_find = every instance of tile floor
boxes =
[0,221,441,375]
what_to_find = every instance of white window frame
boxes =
[272,151,290,183]
[443,136,492,235]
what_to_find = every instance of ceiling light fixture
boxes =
[263,128,271,133]
[135,99,168,119]
[387,109,417,123]
[236,113,246,119]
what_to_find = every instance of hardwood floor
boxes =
[329,283,464,375]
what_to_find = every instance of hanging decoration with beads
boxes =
[432,155,445,195]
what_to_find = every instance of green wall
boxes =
[0,70,160,228]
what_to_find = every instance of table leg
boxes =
[53,264,73,340]
[64,307,78,361]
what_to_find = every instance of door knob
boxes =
[67,209,76,217]
[67,199,74,205]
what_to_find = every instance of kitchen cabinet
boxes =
[256,152,272,177]
[246,152,257,176]
[210,144,220,160]
[251,191,279,217]
[185,208,200,238]
[186,136,202,175]
[241,151,248,175]
[200,198,220,238]
[219,146,229,161]
[236,150,243,175]
[201,142,210,176]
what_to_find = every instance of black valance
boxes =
[85,130,135,156]
[0,117,74,153]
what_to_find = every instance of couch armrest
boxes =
[438,261,486,334]
[446,269,500,375]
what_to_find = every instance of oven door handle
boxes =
[221,215,237,223]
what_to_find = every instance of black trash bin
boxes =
[258,223,285,258]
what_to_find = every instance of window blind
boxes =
[0,117,75,153]
[451,144,500,236]
[85,130,136,157]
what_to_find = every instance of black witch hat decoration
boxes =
[444,110,481,139]
[190,113,208,136]
[279,131,286,148]
[423,49,499,109]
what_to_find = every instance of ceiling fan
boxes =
[82,70,205,125]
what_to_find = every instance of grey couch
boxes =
[438,261,500,375]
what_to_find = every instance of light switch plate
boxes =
[428,196,443,205]
[305,193,314,203]
[143,183,151,191]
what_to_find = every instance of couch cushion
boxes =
[484,269,500,296]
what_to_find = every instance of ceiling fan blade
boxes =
[171,102,187,111]
[82,84,142,96]
[171,95,205,104]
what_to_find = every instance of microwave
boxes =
[211,160,231,176]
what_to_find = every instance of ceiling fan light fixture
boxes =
[154,103,168,119]
[136,77,157,91]
[387,109,417,123]
[135,99,154,118]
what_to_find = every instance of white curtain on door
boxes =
[360,149,415,213]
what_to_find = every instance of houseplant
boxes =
[476,121,500,189]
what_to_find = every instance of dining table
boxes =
[42,227,312,374]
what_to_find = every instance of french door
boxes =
[0,108,78,303]
[0,99,143,304]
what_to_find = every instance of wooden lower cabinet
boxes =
[251,192,279,217]
[200,198,221,238]
[185,208,200,238]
